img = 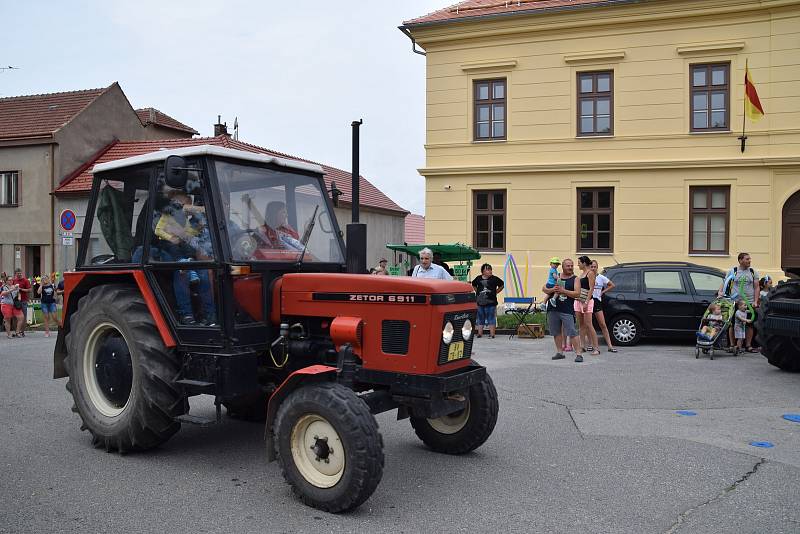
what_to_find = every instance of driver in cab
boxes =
[258,201,302,251]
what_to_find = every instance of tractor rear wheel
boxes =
[757,280,800,372]
[274,382,384,513]
[64,284,186,452]
[410,373,499,455]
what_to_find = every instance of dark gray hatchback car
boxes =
[599,262,727,346]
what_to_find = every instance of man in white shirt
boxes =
[412,248,453,280]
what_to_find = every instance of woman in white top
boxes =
[590,260,617,352]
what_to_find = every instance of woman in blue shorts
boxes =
[471,263,504,338]
[38,274,58,337]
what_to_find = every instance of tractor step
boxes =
[175,379,216,394]
[175,414,217,426]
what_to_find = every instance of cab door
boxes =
[641,270,696,333]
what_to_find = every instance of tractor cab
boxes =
[74,145,346,348]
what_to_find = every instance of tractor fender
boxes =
[265,364,337,462]
[53,271,176,379]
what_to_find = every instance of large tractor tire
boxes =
[273,382,384,513]
[64,284,186,452]
[757,280,800,372]
[410,373,499,455]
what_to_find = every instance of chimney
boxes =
[213,115,229,136]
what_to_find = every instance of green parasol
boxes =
[385,243,481,262]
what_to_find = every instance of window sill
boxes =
[0,204,19,208]
[575,135,614,139]
[688,253,730,257]
[578,252,615,256]
[689,130,732,135]
[476,250,507,255]
[472,139,507,144]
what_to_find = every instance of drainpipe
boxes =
[398,26,427,56]
[50,144,55,275]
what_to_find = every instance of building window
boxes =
[577,188,614,252]
[0,171,19,206]
[474,190,505,251]
[690,63,730,131]
[578,71,613,136]
[690,186,729,253]
[474,79,506,141]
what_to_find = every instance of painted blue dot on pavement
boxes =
[676,410,698,416]
[749,441,774,448]
[783,414,800,423]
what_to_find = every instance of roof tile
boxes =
[404,0,627,26]
[135,107,198,135]
[0,86,110,140]
[54,135,408,215]
[404,213,426,243]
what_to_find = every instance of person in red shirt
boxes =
[13,268,32,337]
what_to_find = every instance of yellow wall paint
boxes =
[409,0,800,292]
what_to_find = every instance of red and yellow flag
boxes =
[744,60,764,122]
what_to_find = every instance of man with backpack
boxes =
[718,252,760,352]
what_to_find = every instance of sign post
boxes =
[60,209,77,272]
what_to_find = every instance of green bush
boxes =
[496,312,546,330]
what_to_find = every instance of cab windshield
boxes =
[215,160,344,264]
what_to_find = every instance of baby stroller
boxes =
[695,297,735,360]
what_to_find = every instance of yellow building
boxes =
[401,0,800,293]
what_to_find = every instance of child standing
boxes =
[734,300,752,351]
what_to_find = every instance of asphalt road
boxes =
[1,332,799,533]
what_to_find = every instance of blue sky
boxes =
[1,1,447,215]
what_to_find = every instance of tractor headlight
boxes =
[461,319,473,341]
[442,321,455,345]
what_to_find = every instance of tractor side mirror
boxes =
[164,155,188,189]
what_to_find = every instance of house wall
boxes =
[411,0,800,289]
[333,207,406,270]
[141,125,196,140]
[49,85,148,272]
[0,144,54,275]
[53,85,145,181]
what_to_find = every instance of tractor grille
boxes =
[437,310,476,365]
[382,320,411,355]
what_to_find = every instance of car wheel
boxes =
[610,314,642,346]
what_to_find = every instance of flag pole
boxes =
[738,59,748,153]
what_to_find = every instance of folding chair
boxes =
[503,297,536,339]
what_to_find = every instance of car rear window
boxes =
[610,271,638,292]
[644,271,685,293]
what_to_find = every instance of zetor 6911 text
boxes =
[53,145,499,513]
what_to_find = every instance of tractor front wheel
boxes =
[273,382,384,513]
[410,373,499,455]
[64,284,185,452]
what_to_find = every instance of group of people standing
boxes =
[1,268,62,339]
[717,252,768,353]
[543,256,617,363]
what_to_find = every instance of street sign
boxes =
[61,231,73,238]
[62,236,74,246]
[60,209,77,232]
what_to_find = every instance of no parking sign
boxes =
[60,209,77,232]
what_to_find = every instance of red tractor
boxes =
[53,145,498,512]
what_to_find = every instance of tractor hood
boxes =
[271,273,476,326]
[279,273,473,295]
